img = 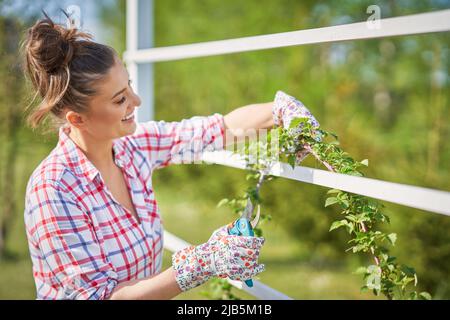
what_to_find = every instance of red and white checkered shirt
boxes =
[24,113,225,300]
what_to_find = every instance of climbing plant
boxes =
[202,117,431,300]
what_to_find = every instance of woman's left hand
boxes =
[272,90,322,164]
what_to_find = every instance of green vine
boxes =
[204,117,431,300]
[202,118,431,300]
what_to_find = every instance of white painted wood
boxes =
[126,0,154,122]
[202,151,450,216]
[124,9,450,63]
[126,0,138,53]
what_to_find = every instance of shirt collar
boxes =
[56,126,136,186]
[112,138,136,179]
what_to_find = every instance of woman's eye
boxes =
[117,96,127,105]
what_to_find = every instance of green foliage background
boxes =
[0,0,448,299]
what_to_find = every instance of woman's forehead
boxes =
[98,59,129,99]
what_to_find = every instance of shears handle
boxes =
[228,217,254,287]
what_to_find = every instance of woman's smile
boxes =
[121,112,135,123]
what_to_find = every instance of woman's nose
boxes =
[133,92,142,108]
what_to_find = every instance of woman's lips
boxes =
[121,113,135,122]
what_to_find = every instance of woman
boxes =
[23,15,319,300]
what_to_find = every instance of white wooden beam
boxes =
[202,151,450,216]
[124,9,450,63]
[126,0,154,122]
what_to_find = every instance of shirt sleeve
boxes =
[130,113,225,170]
[25,181,119,300]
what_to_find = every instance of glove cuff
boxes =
[272,90,320,129]
[272,90,286,127]
[171,243,215,292]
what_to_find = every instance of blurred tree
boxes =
[97,0,126,55]
[0,13,26,259]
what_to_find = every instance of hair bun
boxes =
[26,15,92,74]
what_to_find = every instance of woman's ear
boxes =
[65,110,86,129]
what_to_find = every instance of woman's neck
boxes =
[68,127,115,171]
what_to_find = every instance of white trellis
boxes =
[125,2,450,299]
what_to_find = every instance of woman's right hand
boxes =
[172,228,265,292]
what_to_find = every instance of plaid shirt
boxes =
[24,113,225,300]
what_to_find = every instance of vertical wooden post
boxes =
[126,0,154,122]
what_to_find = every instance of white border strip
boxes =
[202,151,450,216]
[164,230,293,300]
[124,10,450,63]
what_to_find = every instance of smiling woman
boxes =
[20,12,280,300]
[66,59,141,140]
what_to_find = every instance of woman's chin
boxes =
[127,122,137,135]
[119,121,137,137]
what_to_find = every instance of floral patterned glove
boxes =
[272,90,320,129]
[272,90,322,163]
[172,229,265,292]
[207,222,234,242]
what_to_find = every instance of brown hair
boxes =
[23,12,117,128]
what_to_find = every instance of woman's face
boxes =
[81,58,142,141]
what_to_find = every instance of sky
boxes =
[1,0,110,43]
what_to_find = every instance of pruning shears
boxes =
[227,172,265,287]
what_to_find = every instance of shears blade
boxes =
[242,198,260,229]
[251,204,260,229]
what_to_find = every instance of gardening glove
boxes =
[172,226,266,292]
[272,90,322,163]
[207,222,235,242]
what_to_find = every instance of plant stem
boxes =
[303,143,380,266]
[359,222,380,266]
[303,144,336,172]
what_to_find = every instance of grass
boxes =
[0,258,35,300]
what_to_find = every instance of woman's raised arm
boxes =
[223,102,274,146]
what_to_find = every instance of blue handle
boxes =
[228,218,254,287]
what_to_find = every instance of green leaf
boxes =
[325,197,339,207]
[419,292,432,300]
[354,267,367,275]
[387,256,397,264]
[246,172,259,180]
[352,243,369,253]
[365,265,382,291]
[340,199,350,208]
[360,286,369,293]
[387,233,397,246]
[345,214,358,223]
[329,220,346,232]
[366,275,381,291]
[287,154,296,169]
[289,117,309,129]
[217,198,229,208]
[401,265,416,277]
[327,189,341,194]
[409,292,417,300]
[345,222,355,234]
